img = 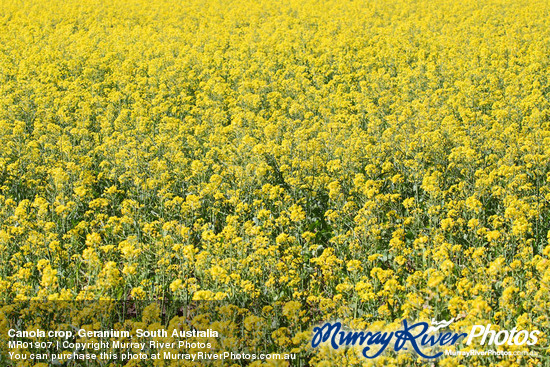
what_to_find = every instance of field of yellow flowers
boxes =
[0,0,549,365]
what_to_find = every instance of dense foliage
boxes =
[0,0,549,365]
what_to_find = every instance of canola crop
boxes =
[0,0,549,365]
